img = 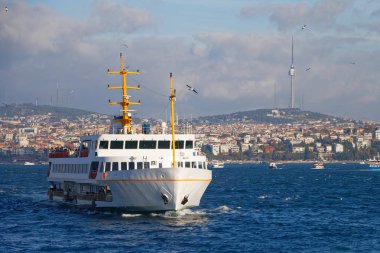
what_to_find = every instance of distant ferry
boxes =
[368,156,380,169]
[311,161,324,169]
[47,54,212,212]
[208,161,224,169]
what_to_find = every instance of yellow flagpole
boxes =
[169,73,176,168]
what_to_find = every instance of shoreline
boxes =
[222,160,367,165]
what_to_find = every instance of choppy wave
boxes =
[122,213,143,218]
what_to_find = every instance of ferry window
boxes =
[121,162,127,170]
[143,162,150,169]
[137,162,143,169]
[91,162,99,172]
[159,163,162,168]
[99,162,104,172]
[192,162,197,168]
[158,140,170,149]
[112,162,119,171]
[185,162,191,168]
[175,140,184,149]
[110,141,124,149]
[203,162,206,169]
[139,140,157,149]
[198,162,202,169]
[99,141,109,149]
[125,141,138,149]
[105,162,111,172]
[185,140,193,149]
[129,162,135,170]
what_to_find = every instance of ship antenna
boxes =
[107,53,141,134]
[169,73,177,168]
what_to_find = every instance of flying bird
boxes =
[302,24,307,30]
[5,6,8,13]
[305,67,311,71]
[186,85,198,94]
[350,62,356,65]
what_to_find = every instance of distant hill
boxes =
[195,108,353,125]
[0,103,101,120]
[0,104,355,125]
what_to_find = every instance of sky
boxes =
[1,0,380,122]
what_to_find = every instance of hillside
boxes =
[0,103,101,120]
[195,108,354,125]
[0,104,356,125]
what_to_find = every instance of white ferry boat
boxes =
[368,156,380,169]
[47,54,212,212]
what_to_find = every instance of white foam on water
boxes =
[150,208,206,219]
[257,195,269,199]
[121,213,142,218]
[284,195,300,201]
[213,205,237,214]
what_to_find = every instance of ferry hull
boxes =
[49,167,212,212]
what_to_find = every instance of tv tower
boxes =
[289,36,295,109]
[288,24,307,109]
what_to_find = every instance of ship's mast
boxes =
[169,73,177,168]
[107,53,141,134]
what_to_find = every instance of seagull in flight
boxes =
[305,67,311,71]
[5,6,8,13]
[186,85,198,94]
[350,62,356,65]
[302,24,307,30]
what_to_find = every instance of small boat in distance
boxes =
[368,155,380,169]
[311,161,324,169]
[24,162,35,166]
[268,162,278,169]
[208,161,224,169]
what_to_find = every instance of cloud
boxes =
[240,0,354,32]
[1,0,380,122]
[86,1,152,34]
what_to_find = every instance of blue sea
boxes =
[1,163,380,252]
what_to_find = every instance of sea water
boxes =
[0,163,379,252]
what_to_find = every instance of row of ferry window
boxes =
[98,160,207,171]
[51,164,89,174]
[97,140,193,150]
